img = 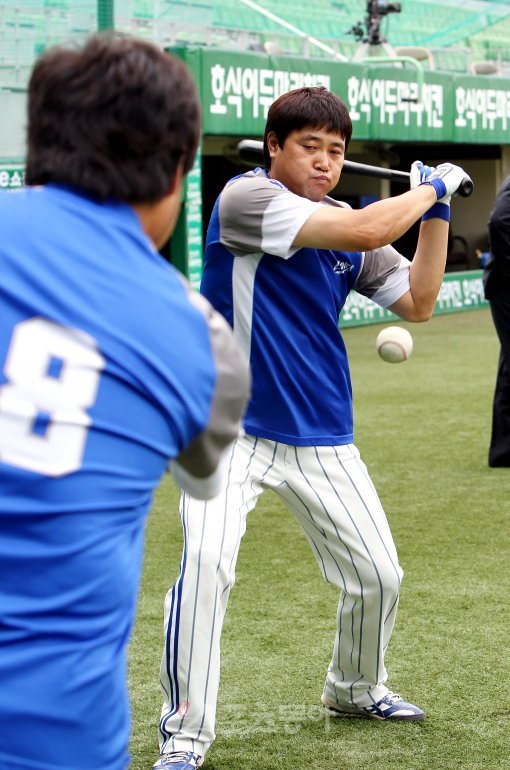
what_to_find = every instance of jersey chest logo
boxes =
[333,260,354,275]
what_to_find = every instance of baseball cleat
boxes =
[152,751,204,769]
[321,691,426,721]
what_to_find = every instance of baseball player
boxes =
[0,35,249,770]
[153,87,469,770]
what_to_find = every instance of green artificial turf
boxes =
[129,307,510,770]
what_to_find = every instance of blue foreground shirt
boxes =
[0,185,222,770]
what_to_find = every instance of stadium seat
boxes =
[394,46,435,70]
[469,60,501,75]
[2,0,510,80]
[263,40,283,55]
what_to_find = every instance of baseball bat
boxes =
[236,139,474,198]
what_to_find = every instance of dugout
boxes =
[164,46,510,288]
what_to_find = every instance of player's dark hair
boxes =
[25,33,201,202]
[263,86,352,169]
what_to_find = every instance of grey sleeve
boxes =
[219,173,321,259]
[170,289,250,499]
[354,245,411,307]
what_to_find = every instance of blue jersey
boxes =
[202,168,411,446]
[0,185,245,770]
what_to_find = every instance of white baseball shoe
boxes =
[152,751,204,769]
[321,691,426,721]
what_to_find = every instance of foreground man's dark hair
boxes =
[26,33,201,202]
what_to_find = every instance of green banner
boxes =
[344,66,453,143]
[177,47,510,145]
[168,147,203,290]
[0,165,25,189]
[340,270,488,328]
[183,152,203,291]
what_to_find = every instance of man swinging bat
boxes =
[152,86,470,770]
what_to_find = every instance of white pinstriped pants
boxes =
[158,434,403,756]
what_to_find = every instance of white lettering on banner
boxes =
[0,168,25,188]
[461,277,486,306]
[436,277,486,310]
[347,76,443,129]
[437,280,463,310]
[455,86,510,131]
[209,64,330,119]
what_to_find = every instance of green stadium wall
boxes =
[340,270,488,328]
[177,46,510,144]
[163,47,509,291]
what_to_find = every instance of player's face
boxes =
[267,127,345,202]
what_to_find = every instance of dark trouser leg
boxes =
[489,296,510,467]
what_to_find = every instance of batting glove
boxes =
[423,163,468,201]
[414,161,467,223]
[410,160,449,222]
[410,160,433,189]
[423,163,470,222]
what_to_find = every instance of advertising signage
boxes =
[178,47,510,144]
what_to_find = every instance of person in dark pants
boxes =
[483,175,510,467]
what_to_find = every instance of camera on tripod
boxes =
[370,1,402,16]
[348,0,402,46]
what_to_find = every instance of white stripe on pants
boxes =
[158,434,403,756]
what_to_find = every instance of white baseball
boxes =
[376,326,413,364]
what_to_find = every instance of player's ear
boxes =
[266,131,280,158]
